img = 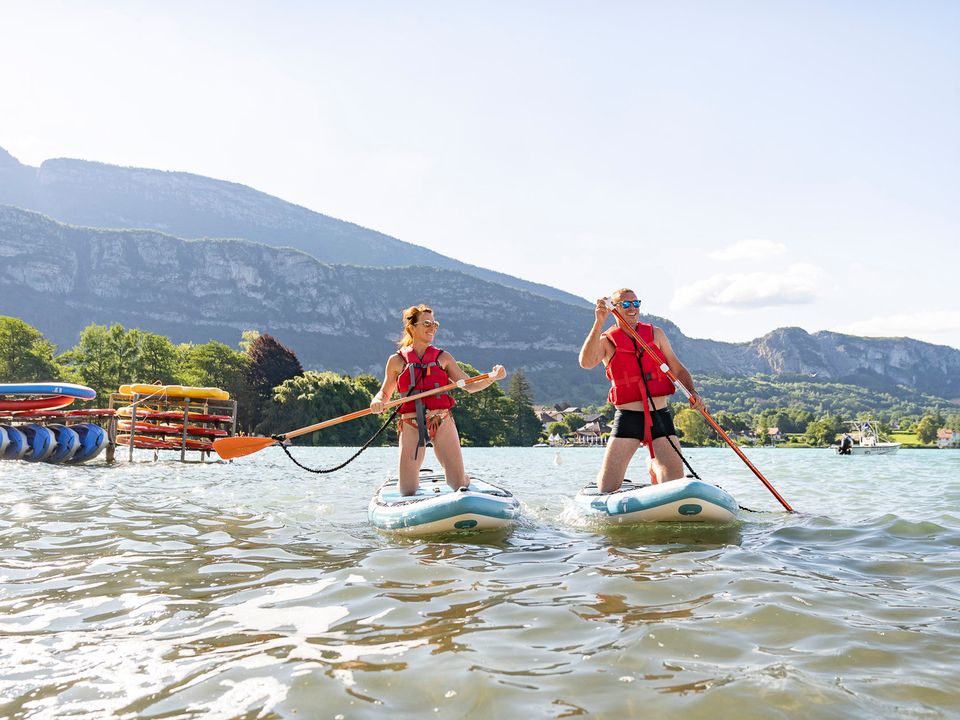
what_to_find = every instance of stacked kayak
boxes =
[369,474,521,536]
[0,383,109,463]
[114,385,233,453]
[574,478,739,525]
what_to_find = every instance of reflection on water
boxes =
[1,447,959,719]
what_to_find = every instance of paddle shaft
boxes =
[609,307,794,512]
[279,373,491,442]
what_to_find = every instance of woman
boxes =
[369,304,506,496]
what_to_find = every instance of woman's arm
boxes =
[369,354,403,412]
[443,354,506,393]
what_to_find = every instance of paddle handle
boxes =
[607,304,794,512]
[280,373,492,441]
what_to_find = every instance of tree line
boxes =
[3,316,956,447]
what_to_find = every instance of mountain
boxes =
[2,206,959,404]
[0,146,587,306]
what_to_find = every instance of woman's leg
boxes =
[431,417,469,490]
[397,422,426,496]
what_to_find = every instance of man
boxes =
[578,288,704,492]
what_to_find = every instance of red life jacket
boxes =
[395,345,456,414]
[602,324,676,405]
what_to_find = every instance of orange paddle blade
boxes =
[212,435,277,460]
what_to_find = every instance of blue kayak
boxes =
[68,423,108,463]
[369,474,521,536]
[0,382,97,400]
[46,424,81,463]
[574,478,739,524]
[20,423,57,462]
[0,425,7,457]
[1,425,28,460]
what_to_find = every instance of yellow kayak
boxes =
[117,384,230,401]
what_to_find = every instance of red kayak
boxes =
[0,395,75,412]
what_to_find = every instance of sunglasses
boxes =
[616,300,641,308]
[417,320,440,329]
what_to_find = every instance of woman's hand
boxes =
[490,365,507,382]
[369,394,385,414]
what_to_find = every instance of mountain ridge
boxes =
[0,146,589,307]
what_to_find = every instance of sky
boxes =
[2,1,958,349]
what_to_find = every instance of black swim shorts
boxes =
[609,407,677,441]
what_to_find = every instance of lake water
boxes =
[2,446,959,719]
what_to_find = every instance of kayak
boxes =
[574,478,739,524]
[1,425,28,460]
[118,384,230,401]
[0,395,75,412]
[368,474,521,536]
[0,425,7,456]
[0,382,97,400]
[117,420,228,437]
[116,434,213,451]
[69,423,108,463]
[20,423,57,462]
[46,424,80,463]
[116,407,231,423]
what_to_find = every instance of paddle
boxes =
[606,301,794,512]
[212,372,493,460]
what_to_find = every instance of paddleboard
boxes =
[368,474,521,536]
[574,478,739,524]
[0,382,96,400]
[46,424,81,463]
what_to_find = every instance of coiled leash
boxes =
[274,366,427,474]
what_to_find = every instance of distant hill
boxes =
[2,206,958,405]
[0,145,587,307]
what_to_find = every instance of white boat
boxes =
[574,478,739,525]
[368,474,521,536]
[833,421,901,456]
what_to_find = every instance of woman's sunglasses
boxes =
[616,300,641,308]
[417,320,440,329]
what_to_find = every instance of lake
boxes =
[2,446,959,719]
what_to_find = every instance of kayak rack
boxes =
[108,392,238,463]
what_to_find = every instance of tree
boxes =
[60,324,119,399]
[916,416,939,444]
[257,371,384,445]
[505,368,543,445]
[245,333,305,428]
[804,416,843,447]
[674,408,712,446]
[131,331,179,384]
[179,340,257,431]
[449,362,511,446]
[0,317,63,381]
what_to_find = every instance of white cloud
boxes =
[671,263,823,310]
[709,239,787,262]
[832,311,960,347]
